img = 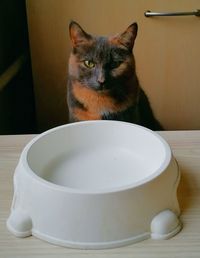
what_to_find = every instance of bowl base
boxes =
[32,229,150,249]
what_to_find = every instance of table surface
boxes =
[0,131,200,258]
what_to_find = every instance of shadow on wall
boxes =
[0,0,37,134]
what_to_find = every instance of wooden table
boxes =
[0,131,200,258]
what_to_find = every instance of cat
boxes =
[67,21,162,130]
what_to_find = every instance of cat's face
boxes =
[69,21,138,91]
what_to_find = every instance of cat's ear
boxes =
[115,23,138,51]
[69,21,92,47]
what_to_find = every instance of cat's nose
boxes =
[97,72,105,84]
[97,77,105,84]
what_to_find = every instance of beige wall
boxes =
[26,0,200,131]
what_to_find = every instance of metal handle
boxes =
[144,9,200,17]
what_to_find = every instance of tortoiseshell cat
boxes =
[67,21,162,130]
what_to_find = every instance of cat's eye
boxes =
[84,60,95,69]
[111,61,122,69]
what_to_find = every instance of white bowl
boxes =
[7,121,181,249]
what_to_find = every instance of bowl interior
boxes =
[26,121,170,191]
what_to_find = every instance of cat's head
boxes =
[68,21,138,91]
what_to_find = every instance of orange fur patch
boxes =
[72,107,101,121]
[108,35,121,46]
[72,81,136,117]
[111,61,129,77]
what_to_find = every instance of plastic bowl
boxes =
[7,121,181,249]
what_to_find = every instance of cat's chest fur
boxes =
[68,80,138,121]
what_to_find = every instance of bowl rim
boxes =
[20,121,172,195]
